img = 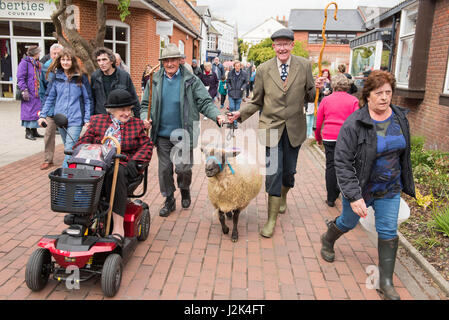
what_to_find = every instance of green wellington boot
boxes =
[260,195,281,238]
[320,217,345,262]
[279,185,290,214]
[377,236,401,300]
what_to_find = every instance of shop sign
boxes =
[156,20,173,36]
[0,0,56,19]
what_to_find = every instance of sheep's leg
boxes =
[226,211,233,219]
[219,210,229,234]
[231,209,240,242]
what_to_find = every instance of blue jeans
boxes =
[306,114,315,138]
[59,126,82,168]
[335,193,401,240]
[228,98,242,126]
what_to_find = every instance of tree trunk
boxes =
[51,0,107,75]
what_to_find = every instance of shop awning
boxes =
[349,27,392,49]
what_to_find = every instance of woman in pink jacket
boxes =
[315,73,359,207]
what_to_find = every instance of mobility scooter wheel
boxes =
[101,253,123,297]
[25,248,52,291]
[137,208,150,241]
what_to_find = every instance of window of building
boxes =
[444,55,449,95]
[104,20,130,68]
[308,32,356,45]
[395,2,418,87]
[178,40,185,55]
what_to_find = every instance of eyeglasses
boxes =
[273,42,293,48]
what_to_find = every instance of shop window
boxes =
[351,43,377,77]
[395,3,418,87]
[0,38,13,98]
[44,22,55,37]
[0,21,10,36]
[12,21,41,37]
[104,20,130,67]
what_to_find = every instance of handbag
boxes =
[359,197,410,234]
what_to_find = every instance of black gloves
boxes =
[125,160,139,178]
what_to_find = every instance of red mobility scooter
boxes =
[25,115,151,297]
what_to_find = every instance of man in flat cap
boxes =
[140,43,226,217]
[228,28,325,238]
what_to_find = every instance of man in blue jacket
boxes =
[38,43,63,170]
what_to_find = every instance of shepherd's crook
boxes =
[314,2,338,117]
[145,63,161,136]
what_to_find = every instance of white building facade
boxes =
[211,17,235,62]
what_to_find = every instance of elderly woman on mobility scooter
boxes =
[73,88,153,244]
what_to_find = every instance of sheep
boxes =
[201,145,263,242]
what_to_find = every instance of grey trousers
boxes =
[44,116,56,163]
[156,137,193,197]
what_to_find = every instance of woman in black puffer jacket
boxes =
[320,70,415,301]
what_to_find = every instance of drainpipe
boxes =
[388,14,398,72]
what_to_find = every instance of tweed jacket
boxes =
[74,114,153,163]
[238,55,316,147]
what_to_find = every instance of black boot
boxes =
[25,128,36,140]
[31,128,44,138]
[159,194,176,217]
[377,236,401,300]
[320,217,345,262]
[181,189,191,209]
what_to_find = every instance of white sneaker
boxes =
[203,116,208,120]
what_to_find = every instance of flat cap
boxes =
[271,28,294,41]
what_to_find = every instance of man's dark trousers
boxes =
[156,137,193,197]
[265,129,301,197]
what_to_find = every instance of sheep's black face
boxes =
[205,156,222,177]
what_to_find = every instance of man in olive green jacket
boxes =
[228,29,325,238]
[141,44,225,217]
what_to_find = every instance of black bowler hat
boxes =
[105,89,137,108]
[271,28,294,41]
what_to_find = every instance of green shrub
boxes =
[431,206,449,237]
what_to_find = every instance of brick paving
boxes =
[0,105,425,300]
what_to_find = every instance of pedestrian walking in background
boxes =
[338,64,357,95]
[320,68,332,99]
[38,48,92,168]
[91,47,140,118]
[320,70,415,300]
[140,44,226,217]
[227,29,324,238]
[141,64,152,92]
[244,62,252,101]
[212,57,224,102]
[226,60,247,129]
[218,74,227,109]
[249,65,256,97]
[305,101,315,139]
[314,73,359,207]
[180,54,193,74]
[38,43,63,170]
[114,53,130,73]
[191,59,202,77]
[199,61,219,101]
[17,45,42,140]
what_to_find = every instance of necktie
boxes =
[281,64,288,82]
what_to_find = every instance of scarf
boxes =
[104,115,122,148]
[29,57,41,97]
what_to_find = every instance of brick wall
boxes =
[73,1,198,98]
[392,0,449,151]
[171,0,200,31]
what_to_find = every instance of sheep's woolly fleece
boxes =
[207,153,263,213]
